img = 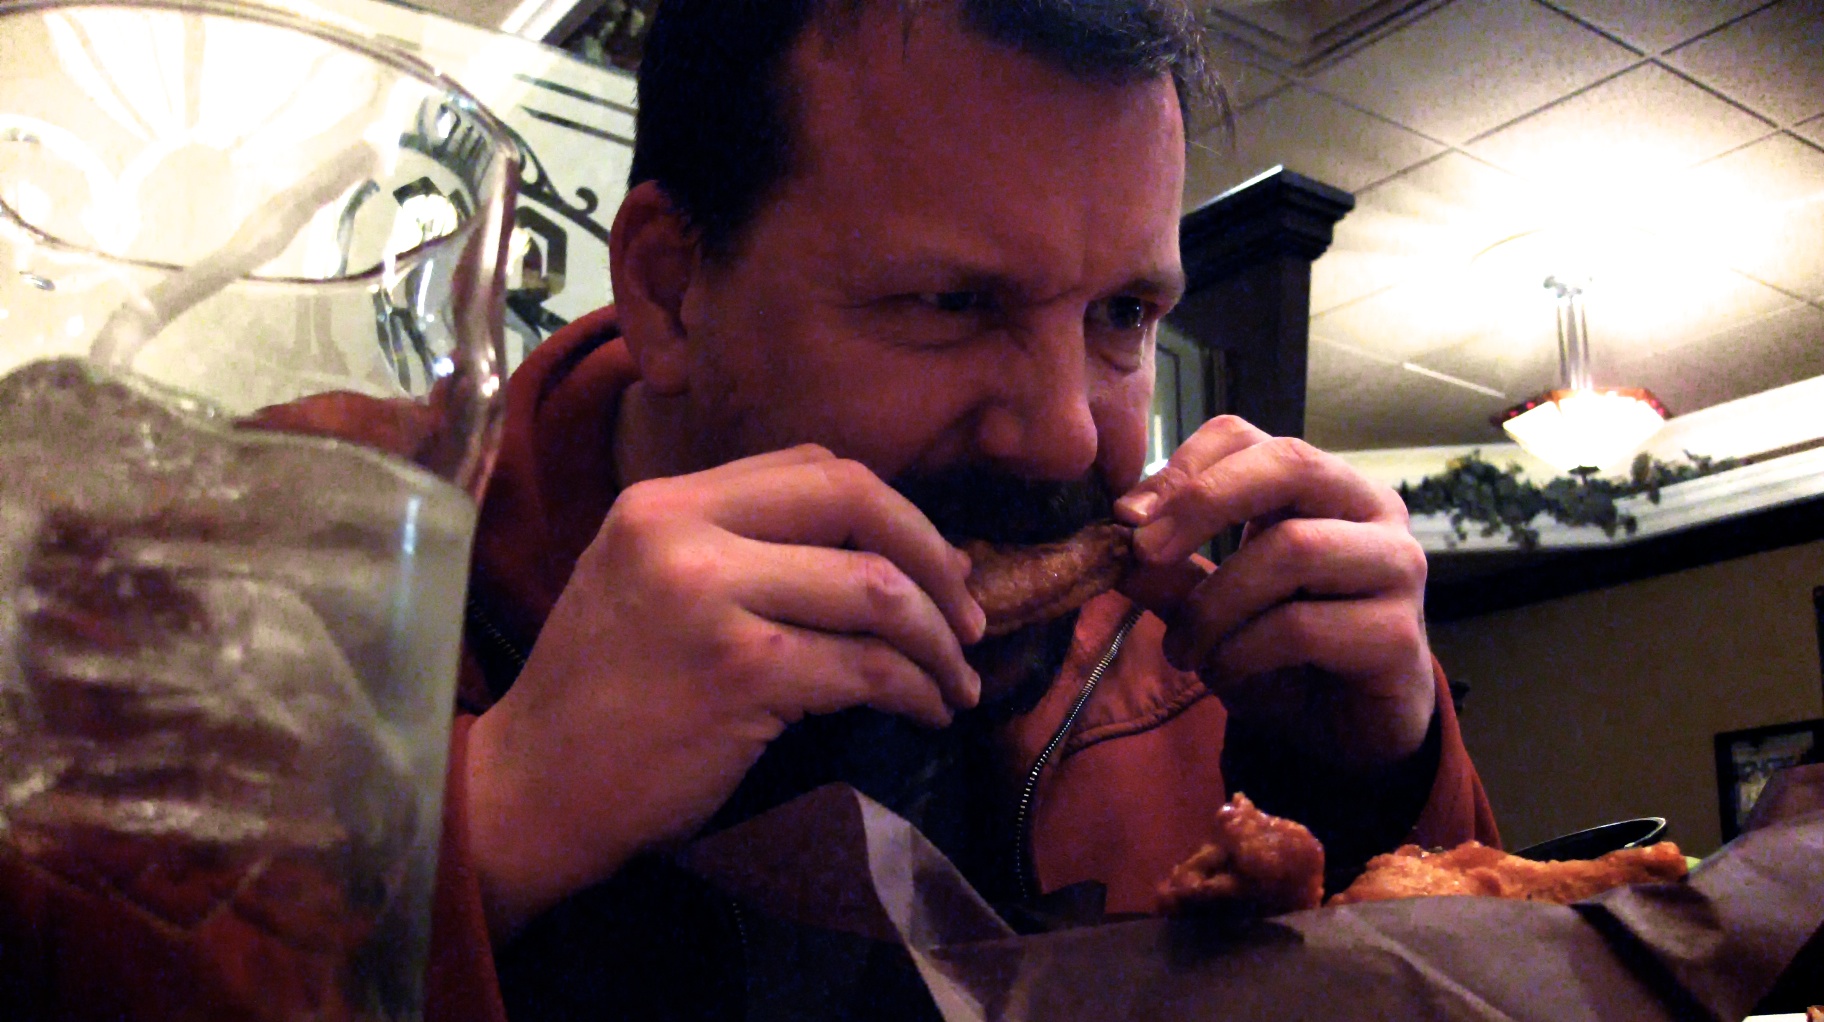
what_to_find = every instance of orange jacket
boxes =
[412,308,1498,1021]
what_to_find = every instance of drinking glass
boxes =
[0,2,516,1017]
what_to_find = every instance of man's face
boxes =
[673,3,1188,517]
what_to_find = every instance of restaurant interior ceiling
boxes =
[428,0,1824,458]
[1193,0,1824,456]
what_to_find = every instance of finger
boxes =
[1117,556,1212,619]
[1200,596,1425,701]
[1163,519,1426,672]
[1135,438,1406,565]
[735,539,981,710]
[701,458,985,642]
[741,617,955,729]
[1114,415,1269,525]
[695,442,837,480]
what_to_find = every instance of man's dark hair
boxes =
[628,0,1222,259]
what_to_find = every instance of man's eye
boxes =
[1091,295,1151,332]
[916,291,993,314]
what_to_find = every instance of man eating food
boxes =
[328,0,1504,1017]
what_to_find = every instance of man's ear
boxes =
[608,180,696,395]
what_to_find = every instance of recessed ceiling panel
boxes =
[1795,116,1824,150]
[1310,0,1636,144]
[1311,152,1545,313]
[1609,301,1824,418]
[1667,0,1824,126]
[1546,0,1768,54]
[1312,279,1523,363]
[1661,133,1824,299]
[1205,0,1432,65]
[1466,63,1772,196]
[1580,263,1796,364]
[1306,352,1513,449]
[1215,84,1446,192]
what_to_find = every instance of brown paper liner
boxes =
[683,766,1824,1022]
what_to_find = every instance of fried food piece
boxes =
[1156,793,1326,916]
[1805,1006,1822,1022]
[964,522,1133,638]
[1328,840,1689,906]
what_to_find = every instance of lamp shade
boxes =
[1495,388,1669,473]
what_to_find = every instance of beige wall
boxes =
[1429,538,1824,857]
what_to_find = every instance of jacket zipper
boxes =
[465,589,528,679]
[1011,605,1143,903]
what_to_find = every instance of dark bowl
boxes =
[1512,817,1668,861]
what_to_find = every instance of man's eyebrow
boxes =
[1120,267,1187,305]
[858,249,1187,305]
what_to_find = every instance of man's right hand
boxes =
[462,444,985,940]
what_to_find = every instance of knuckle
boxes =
[1277,601,1323,648]
[1273,518,1325,565]
[720,620,790,684]
[1394,534,1429,585]
[653,539,725,603]
[851,551,915,614]
[1381,484,1412,526]
[1266,436,1324,474]
[604,479,687,547]
[819,457,875,496]
[1203,414,1265,442]
[854,639,910,691]
[1383,606,1424,653]
[1146,461,1196,504]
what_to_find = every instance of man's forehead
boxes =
[780,3,1186,286]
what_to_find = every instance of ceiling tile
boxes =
[1792,115,1824,149]
[1184,41,1294,206]
[1581,264,1796,363]
[1311,152,1546,313]
[1667,0,1824,125]
[1182,141,1278,210]
[1466,64,1772,196]
[1656,133,1824,298]
[1209,0,1392,56]
[1312,281,1516,362]
[1545,0,1769,53]
[1206,33,1291,112]
[1609,300,1824,416]
[1311,292,1822,448]
[1310,0,1638,144]
[1207,85,1446,194]
[1413,319,1561,398]
[1306,353,1514,448]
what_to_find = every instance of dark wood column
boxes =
[1166,168,1354,440]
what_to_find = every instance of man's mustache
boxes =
[889,465,1115,546]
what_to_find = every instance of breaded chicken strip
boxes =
[1329,840,1688,906]
[964,522,1133,638]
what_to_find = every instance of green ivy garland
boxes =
[1397,451,1741,550]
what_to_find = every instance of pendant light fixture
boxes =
[1493,276,1668,474]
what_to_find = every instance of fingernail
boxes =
[1135,520,1174,563]
[952,546,973,575]
[1117,491,1160,522]
[965,668,982,707]
[967,600,987,643]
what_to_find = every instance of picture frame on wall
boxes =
[1715,718,1824,842]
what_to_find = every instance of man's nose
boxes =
[973,322,1099,480]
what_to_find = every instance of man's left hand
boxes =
[1114,415,1435,772]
